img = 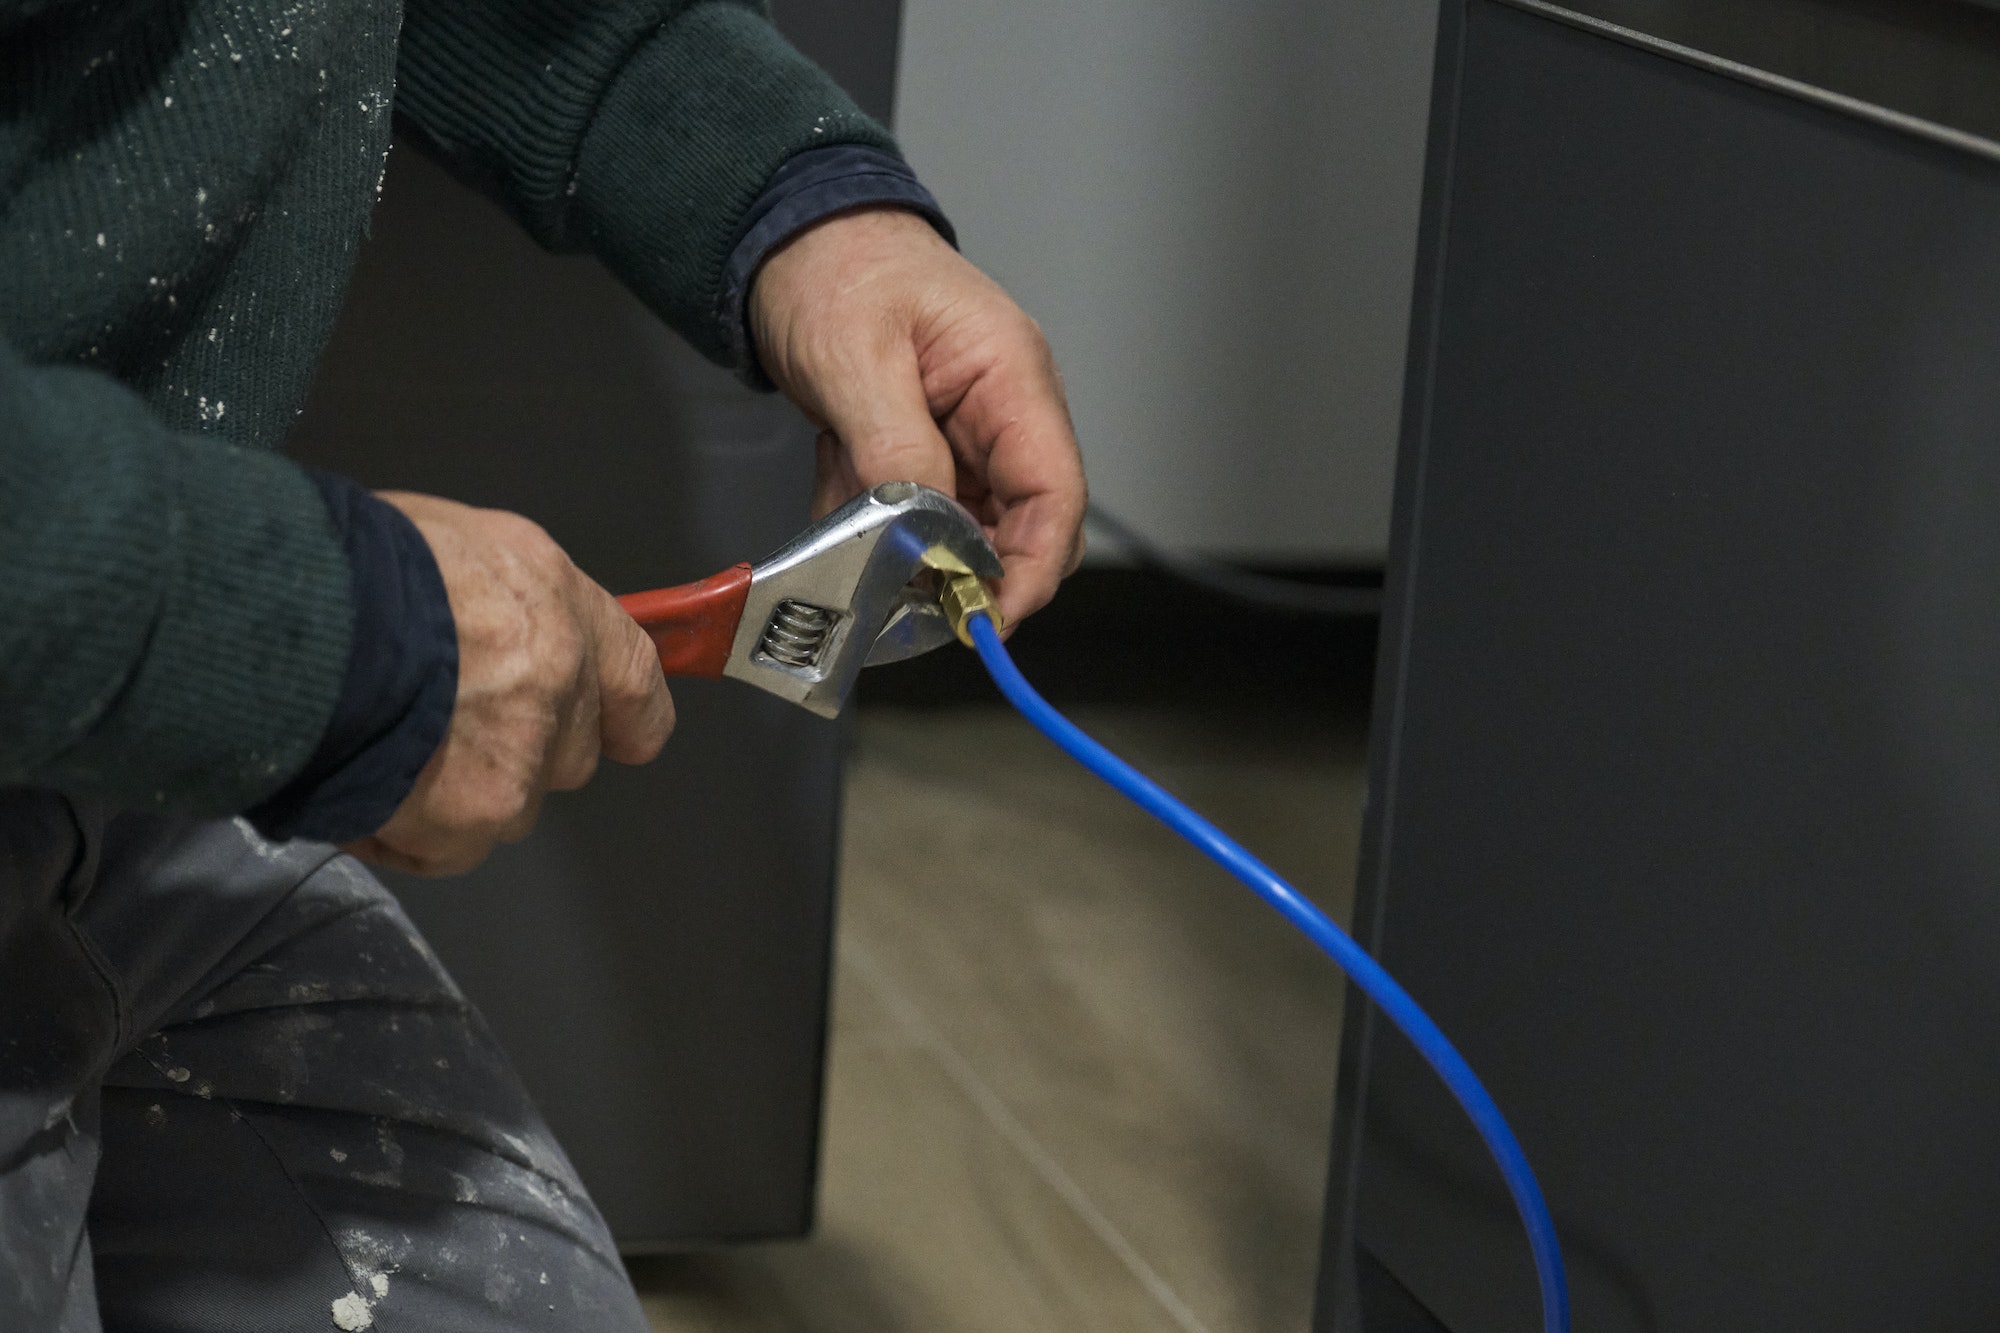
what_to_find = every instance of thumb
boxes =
[588,588,677,766]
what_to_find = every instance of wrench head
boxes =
[721,482,1001,717]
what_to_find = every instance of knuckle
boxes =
[628,718,672,764]
[496,811,541,847]
[442,763,540,840]
[646,688,678,751]
[610,689,675,765]
[547,630,590,691]
[454,796,519,842]
[499,512,573,580]
[522,626,585,698]
[492,507,553,548]
[511,707,561,764]
[549,751,600,792]
[993,304,1049,357]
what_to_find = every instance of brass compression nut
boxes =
[940,573,1001,648]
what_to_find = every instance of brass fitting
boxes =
[939,572,1001,647]
[922,543,1002,646]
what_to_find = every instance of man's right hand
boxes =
[345,492,676,877]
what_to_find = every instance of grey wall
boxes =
[893,0,1439,563]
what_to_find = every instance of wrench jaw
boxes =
[863,589,958,668]
[720,483,1000,718]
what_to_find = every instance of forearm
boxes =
[0,341,353,816]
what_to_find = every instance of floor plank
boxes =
[635,702,1364,1332]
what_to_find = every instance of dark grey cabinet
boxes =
[1319,3,2000,1328]
[290,3,902,1249]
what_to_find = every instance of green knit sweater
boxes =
[0,0,894,817]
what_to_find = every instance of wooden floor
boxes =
[630,700,1365,1332]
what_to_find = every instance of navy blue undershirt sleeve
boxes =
[245,471,458,844]
[719,144,957,387]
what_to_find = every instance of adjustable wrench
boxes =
[616,482,1002,718]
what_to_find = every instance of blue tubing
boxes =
[966,612,1570,1333]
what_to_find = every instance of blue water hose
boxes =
[965,612,1570,1333]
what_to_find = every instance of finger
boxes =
[933,318,1086,625]
[345,832,491,879]
[988,500,1080,623]
[544,709,602,792]
[810,429,865,519]
[340,836,396,868]
[811,332,958,498]
[542,641,604,792]
[361,790,504,877]
[966,405,1087,625]
[590,588,676,765]
[495,787,545,846]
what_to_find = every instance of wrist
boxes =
[244,473,458,844]
[724,145,955,387]
[750,208,961,378]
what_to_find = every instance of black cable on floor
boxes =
[1084,504,1383,618]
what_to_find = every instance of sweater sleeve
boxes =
[393,0,899,365]
[0,335,355,818]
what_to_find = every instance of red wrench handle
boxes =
[617,563,754,678]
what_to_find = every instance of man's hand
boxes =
[749,208,1088,629]
[346,493,675,877]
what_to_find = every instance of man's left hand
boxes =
[749,208,1088,630]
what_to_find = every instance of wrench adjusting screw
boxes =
[758,599,839,670]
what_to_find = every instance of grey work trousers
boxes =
[0,790,650,1333]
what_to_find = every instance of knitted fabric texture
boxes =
[0,0,896,815]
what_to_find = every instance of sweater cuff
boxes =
[570,2,899,363]
[722,145,956,388]
[245,473,458,844]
